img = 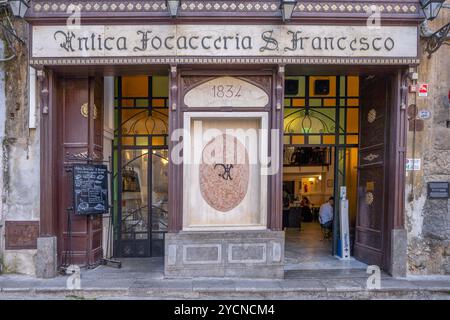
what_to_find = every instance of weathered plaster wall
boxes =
[1,19,40,276]
[406,6,450,275]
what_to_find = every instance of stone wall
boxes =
[405,5,450,275]
[0,18,39,276]
[0,37,5,273]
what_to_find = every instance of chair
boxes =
[320,220,333,241]
[282,209,289,230]
[288,207,302,230]
[302,206,313,222]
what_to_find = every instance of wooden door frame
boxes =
[38,68,59,238]
[39,64,408,272]
[383,68,408,273]
[39,70,104,267]
[355,68,408,273]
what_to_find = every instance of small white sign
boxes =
[406,158,421,171]
[418,84,428,97]
[418,110,431,119]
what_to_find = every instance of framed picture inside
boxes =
[327,179,334,188]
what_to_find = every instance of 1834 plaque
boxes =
[73,164,109,215]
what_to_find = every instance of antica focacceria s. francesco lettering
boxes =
[53,29,395,53]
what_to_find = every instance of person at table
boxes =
[319,197,334,239]
[300,196,311,208]
[300,196,313,222]
[283,190,292,210]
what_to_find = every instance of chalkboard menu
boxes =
[427,182,449,199]
[73,164,109,215]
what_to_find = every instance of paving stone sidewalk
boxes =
[1,258,450,300]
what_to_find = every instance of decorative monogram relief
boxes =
[65,151,102,161]
[214,163,234,180]
[182,76,215,93]
[367,109,377,123]
[365,191,374,205]
[363,153,379,162]
[199,134,249,212]
[80,103,98,119]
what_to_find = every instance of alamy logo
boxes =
[366,265,381,289]
[366,5,381,30]
[66,265,82,290]
[66,5,81,30]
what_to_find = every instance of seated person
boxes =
[283,190,292,210]
[300,196,313,222]
[300,196,311,208]
[319,197,334,238]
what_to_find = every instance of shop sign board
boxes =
[32,25,418,59]
[73,164,109,215]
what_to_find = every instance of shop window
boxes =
[309,76,336,97]
[113,75,169,257]
[284,75,359,147]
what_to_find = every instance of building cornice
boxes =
[29,56,420,66]
[26,1,423,23]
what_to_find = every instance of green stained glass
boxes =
[308,136,321,144]
[339,109,346,133]
[136,137,148,146]
[284,98,291,107]
[339,76,346,97]
[152,76,169,97]
[309,99,322,107]
[135,99,148,107]
[298,76,306,97]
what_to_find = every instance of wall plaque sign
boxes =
[32,25,418,59]
[184,77,269,108]
[199,134,250,212]
[5,221,39,250]
[427,182,449,199]
[73,164,109,215]
[418,110,431,119]
[406,158,421,171]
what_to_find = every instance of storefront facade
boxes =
[2,0,435,279]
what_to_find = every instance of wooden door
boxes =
[57,77,104,267]
[354,76,389,268]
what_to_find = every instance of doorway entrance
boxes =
[282,75,361,269]
[282,73,397,272]
[113,75,169,258]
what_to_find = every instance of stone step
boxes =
[284,268,390,280]
[1,286,449,300]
